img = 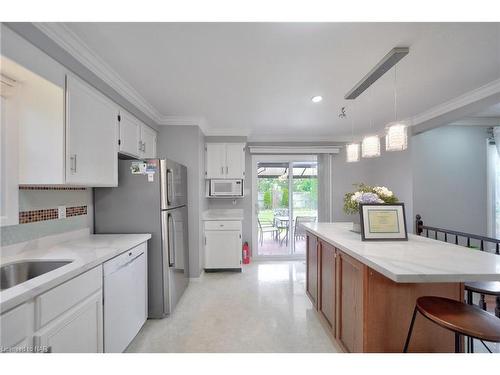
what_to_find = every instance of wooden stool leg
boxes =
[403,306,418,353]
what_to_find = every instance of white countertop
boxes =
[0,233,151,312]
[303,222,500,283]
[202,209,244,221]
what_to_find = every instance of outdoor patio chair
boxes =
[258,218,279,246]
[294,216,317,242]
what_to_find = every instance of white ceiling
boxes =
[62,22,500,140]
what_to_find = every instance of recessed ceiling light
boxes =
[311,95,323,103]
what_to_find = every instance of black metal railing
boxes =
[415,214,500,255]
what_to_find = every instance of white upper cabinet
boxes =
[205,142,245,179]
[225,143,246,178]
[205,143,226,178]
[118,110,141,158]
[118,110,157,159]
[66,74,119,186]
[140,124,157,159]
[0,94,19,227]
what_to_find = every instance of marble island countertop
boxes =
[0,232,151,312]
[303,222,500,283]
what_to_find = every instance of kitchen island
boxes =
[303,222,500,353]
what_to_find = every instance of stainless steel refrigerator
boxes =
[94,158,189,318]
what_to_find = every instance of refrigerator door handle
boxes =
[168,213,175,267]
[166,168,174,206]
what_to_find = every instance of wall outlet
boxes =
[58,205,66,219]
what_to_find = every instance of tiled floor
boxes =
[126,261,339,353]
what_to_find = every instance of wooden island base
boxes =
[306,232,464,353]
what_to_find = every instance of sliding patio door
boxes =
[253,155,318,258]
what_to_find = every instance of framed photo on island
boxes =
[359,203,408,241]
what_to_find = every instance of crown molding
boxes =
[204,128,250,137]
[32,22,163,124]
[448,117,500,126]
[411,78,500,128]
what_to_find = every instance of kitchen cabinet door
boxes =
[337,250,365,352]
[0,302,33,349]
[319,240,336,333]
[204,229,242,269]
[34,291,103,353]
[141,125,157,159]
[225,143,245,178]
[119,110,141,158]
[65,74,118,186]
[205,143,226,178]
[306,233,318,308]
[0,95,18,226]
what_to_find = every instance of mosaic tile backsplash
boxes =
[19,206,88,224]
[1,188,93,247]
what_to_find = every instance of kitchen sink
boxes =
[0,260,72,291]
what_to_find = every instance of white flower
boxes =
[351,191,362,202]
[374,186,393,197]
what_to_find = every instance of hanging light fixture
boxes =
[361,135,381,158]
[346,103,360,162]
[346,143,360,163]
[385,66,408,151]
[362,87,381,158]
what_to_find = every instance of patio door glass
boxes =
[291,161,318,255]
[255,158,318,257]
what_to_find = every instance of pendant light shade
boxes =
[385,123,408,151]
[346,143,360,163]
[361,135,381,158]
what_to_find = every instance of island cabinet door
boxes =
[336,250,366,353]
[319,240,336,334]
[306,233,318,308]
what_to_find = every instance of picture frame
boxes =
[359,203,408,241]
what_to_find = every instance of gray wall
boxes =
[158,125,206,277]
[1,189,93,246]
[412,125,488,235]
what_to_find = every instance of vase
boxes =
[352,214,361,233]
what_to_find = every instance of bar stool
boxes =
[403,296,500,353]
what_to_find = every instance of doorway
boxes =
[252,155,318,259]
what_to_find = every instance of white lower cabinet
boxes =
[0,302,34,350]
[204,220,242,270]
[34,291,103,353]
[0,266,103,353]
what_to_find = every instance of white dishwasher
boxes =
[103,243,148,353]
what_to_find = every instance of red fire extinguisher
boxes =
[242,242,250,264]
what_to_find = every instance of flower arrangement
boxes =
[343,183,398,215]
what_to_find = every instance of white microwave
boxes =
[209,179,244,197]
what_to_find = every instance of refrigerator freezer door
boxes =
[161,159,187,210]
[161,205,189,314]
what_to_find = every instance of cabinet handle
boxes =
[226,166,228,174]
[70,154,77,173]
[143,142,146,153]
[221,166,224,175]
[138,140,143,152]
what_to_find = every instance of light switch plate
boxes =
[58,205,66,219]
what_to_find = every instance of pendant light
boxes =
[362,88,381,158]
[346,103,360,163]
[385,66,408,151]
